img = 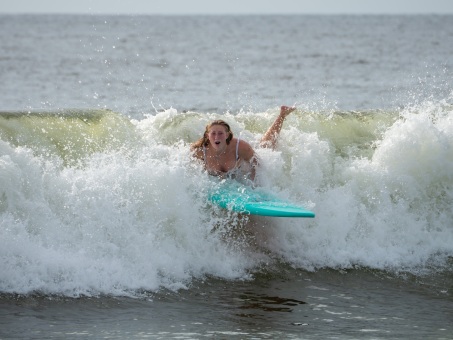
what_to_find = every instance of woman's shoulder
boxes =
[236,138,254,158]
[235,137,252,147]
[191,145,204,159]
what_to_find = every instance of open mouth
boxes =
[215,141,221,145]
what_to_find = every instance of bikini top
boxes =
[202,137,241,177]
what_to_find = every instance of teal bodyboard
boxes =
[209,183,315,218]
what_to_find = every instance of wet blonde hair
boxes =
[191,120,233,149]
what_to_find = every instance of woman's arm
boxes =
[237,139,258,181]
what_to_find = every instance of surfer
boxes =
[191,105,296,181]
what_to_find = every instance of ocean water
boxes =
[1,14,453,339]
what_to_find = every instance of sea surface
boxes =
[1,14,452,339]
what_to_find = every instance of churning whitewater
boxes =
[1,100,452,297]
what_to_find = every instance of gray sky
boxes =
[2,0,453,15]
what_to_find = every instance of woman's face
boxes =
[208,124,229,150]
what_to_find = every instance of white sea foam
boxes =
[1,100,452,296]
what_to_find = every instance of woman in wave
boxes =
[191,105,295,181]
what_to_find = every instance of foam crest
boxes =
[1,104,452,296]
[264,101,453,271]
[0,135,258,296]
